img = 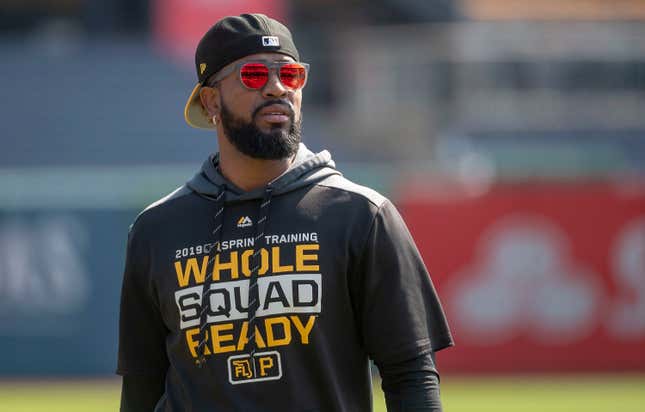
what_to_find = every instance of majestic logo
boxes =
[261,36,280,47]
[199,63,207,75]
[237,216,253,228]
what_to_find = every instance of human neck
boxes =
[217,136,295,192]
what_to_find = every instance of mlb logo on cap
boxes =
[262,36,280,47]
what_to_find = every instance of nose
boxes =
[262,70,288,98]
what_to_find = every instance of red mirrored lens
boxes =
[240,63,269,89]
[279,64,306,89]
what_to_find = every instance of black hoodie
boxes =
[117,143,453,411]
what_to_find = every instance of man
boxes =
[117,13,453,412]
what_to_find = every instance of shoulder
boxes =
[314,176,411,238]
[315,174,389,210]
[130,185,193,233]
[140,185,193,215]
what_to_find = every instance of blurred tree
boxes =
[0,0,81,32]
[83,0,149,34]
[290,0,459,25]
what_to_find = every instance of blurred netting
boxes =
[332,21,645,176]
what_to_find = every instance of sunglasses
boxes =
[209,60,310,91]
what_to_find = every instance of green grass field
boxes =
[0,374,643,411]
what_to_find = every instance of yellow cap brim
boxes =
[184,83,216,130]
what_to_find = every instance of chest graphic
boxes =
[170,232,322,384]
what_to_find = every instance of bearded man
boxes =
[117,13,453,412]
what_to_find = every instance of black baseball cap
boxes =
[184,13,300,129]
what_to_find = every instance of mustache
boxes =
[252,99,295,119]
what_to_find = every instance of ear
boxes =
[199,85,221,118]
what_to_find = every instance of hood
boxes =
[186,143,341,202]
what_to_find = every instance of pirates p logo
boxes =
[199,63,207,75]
[228,351,282,385]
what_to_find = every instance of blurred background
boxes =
[1,0,644,411]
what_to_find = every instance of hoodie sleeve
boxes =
[116,220,170,376]
[354,200,453,364]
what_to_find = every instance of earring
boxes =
[212,115,218,125]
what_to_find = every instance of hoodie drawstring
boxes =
[196,185,226,367]
[195,185,274,369]
[246,186,273,374]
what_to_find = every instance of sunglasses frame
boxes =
[207,60,310,91]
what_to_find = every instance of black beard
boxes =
[219,99,301,160]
